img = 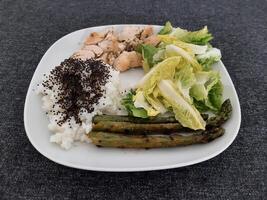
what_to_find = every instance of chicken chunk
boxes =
[117,27,142,41]
[107,53,116,65]
[143,35,160,46]
[140,26,153,40]
[105,31,117,41]
[113,51,142,71]
[98,40,117,52]
[98,52,108,63]
[84,32,105,45]
[118,42,126,52]
[72,50,95,60]
[83,45,103,56]
[76,26,157,71]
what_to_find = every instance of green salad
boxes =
[122,22,223,130]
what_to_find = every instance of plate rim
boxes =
[24,24,241,172]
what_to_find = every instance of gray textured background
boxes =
[0,0,266,199]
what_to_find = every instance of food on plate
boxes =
[72,26,158,71]
[89,127,225,148]
[90,99,231,135]
[37,58,125,149]
[38,22,231,150]
[113,51,142,71]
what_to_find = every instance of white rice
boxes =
[37,65,126,149]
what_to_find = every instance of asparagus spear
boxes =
[93,114,209,124]
[93,121,185,134]
[92,99,232,134]
[93,115,178,124]
[93,99,231,125]
[207,99,232,127]
[88,127,225,148]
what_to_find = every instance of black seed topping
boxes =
[42,58,111,125]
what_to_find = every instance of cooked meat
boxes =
[84,32,104,45]
[98,39,119,53]
[73,25,156,71]
[114,51,142,71]
[107,53,116,65]
[72,50,95,60]
[98,52,108,63]
[105,31,117,41]
[143,35,160,46]
[117,27,142,41]
[118,42,126,52]
[140,26,153,40]
[127,51,142,67]
[83,45,103,56]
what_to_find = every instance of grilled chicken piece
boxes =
[118,42,126,52]
[107,53,116,65]
[96,31,119,53]
[105,31,117,40]
[74,25,156,71]
[117,27,142,41]
[98,52,108,63]
[114,51,142,71]
[83,45,103,57]
[140,26,153,40]
[72,50,95,60]
[98,37,120,53]
[143,35,160,46]
[84,32,105,45]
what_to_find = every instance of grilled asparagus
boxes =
[89,127,225,148]
[92,99,232,134]
[206,99,232,127]
[92,122,185,134]
[93,113,209,124]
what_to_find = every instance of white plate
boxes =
[24,25,241,172]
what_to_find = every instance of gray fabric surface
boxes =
[0,0,266,199]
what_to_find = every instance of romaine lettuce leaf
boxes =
[158,35,208,55]
[197,48,221,71]
[207,80,223,111]
[174,64,196,102]
[158,21,173,35]
[133,90,159,116]
[170,26,213,45]
[165,44,202,71]
[190,71,220,101]
[175,64,195,88]
[121,91,148,118]
[193,81,223,113]
[189,72,223,112]
[135,56,182,116]
[152,49,166,64]
[136,44,159,73]
[190,84,208,101]
[193,98,210,113]
[158,80,206,130]
[144,93,167,114]
[136,56,181,89]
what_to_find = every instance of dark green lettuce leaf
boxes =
[121,91,148,118]
[158,21,173,35]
